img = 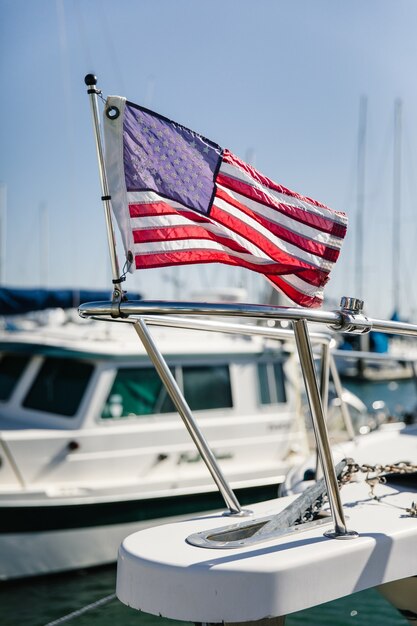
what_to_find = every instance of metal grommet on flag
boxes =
[106,105,120,120]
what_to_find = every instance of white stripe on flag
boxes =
[131,238,284,267]
[127,190,187,209]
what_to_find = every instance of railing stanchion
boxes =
[319,342,330,414]
[293,319,357,539]
[315,342,331,478]
[329,355,356,441]
[133,318,246,516]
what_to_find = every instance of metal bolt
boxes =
[340,296,364,314]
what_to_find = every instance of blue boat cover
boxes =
[0,287,142,315]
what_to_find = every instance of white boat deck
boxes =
[117,479,417,622]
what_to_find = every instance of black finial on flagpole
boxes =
[84,74,97,86]
[85,74,99,95]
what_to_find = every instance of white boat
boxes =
[333,344,417,381]
[0,308,314,580]
[108,297,417,625]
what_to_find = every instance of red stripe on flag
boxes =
[133,248,317,285]
[267,275,323,308]
[129,202,209,223]
[132,223,248,255]
[134,249,283,271]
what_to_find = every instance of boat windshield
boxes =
[101,364,233,418]
[0,353,31,401]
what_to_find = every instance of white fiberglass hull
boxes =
[0,516,191,580]
[0,478,282,580]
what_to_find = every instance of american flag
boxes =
[104,97,347,307]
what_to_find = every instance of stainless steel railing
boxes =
[79,295,417,539]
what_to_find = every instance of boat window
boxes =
[22,357,93,417]
[258,361,287,404]
[0,353,31,401]
[101,364,233,418]
[101,367,176,418]
[182,365,233,410]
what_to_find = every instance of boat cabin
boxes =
[0,317,308,497]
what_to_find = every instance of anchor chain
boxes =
[296,492,327,524]
[301,460,417,523]
[340,459,417,516]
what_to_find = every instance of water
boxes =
[0,564,408,626]
[2,379,414,626]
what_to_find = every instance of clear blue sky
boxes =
[1,0,417,318]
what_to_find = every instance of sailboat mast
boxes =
[392,98,402,315]
[39,203,49,287]
[355,96,367,299]
[0,184,6,285]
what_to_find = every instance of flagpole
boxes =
[84,74,123,304]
